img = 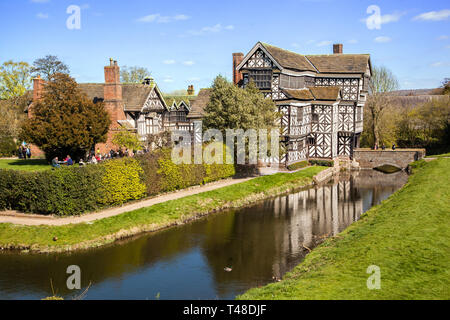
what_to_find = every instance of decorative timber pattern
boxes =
[315,78,359,101]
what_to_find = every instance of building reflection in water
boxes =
[0,170,408,300]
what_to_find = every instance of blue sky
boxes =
[0,0,449,92]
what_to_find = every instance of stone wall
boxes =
[354,149,426,169]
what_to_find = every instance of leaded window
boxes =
[248,69,272,89]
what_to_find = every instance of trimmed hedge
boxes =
[0,145,236,216]
[287,161,309,171]
[309,159,334,167]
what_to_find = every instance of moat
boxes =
[0,170,408,300]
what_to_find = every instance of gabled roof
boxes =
[282,86,341,102]
[187,88,211,119]
[262,43,317,72]
[163,95,195,111]
[238,42,371,75]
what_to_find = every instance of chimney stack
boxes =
[29,75,45,118]
[233,53,244,85]
[187,85,195,95]
[333,44,343,54]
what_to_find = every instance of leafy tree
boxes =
[32,55,70,80]
[112,128,143,151]
[0,60,32,99]
[0,93,30,149]
[21,73,110,161]
[121,66,151,83]
[203,76,278,132]
[366,65,399,147]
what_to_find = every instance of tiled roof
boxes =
[187,88,211,119]
[305,54,370,74]
[259,43,370,74]
[282,86,340,102]
[262,43,316,72]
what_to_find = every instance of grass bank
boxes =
[238,158,450,300]
[0,159,49,172]
[0,166,326,253]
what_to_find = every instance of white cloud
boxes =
[430,61,450,67]
[316,40,332,47]
[185,24,235,36]
[374,36,392,43]
[36,12,49,19]
[183,61,195,66]
[137,13,190,23]
[437,35,449,40]
[163,60,176,65]
[413,9,450,21]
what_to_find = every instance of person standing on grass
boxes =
[22,146,27,159]
[26,147,31,159]
[18,146,23,159]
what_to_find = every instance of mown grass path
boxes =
[238,159,450,300]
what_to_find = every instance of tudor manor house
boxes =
[28,42,371,166]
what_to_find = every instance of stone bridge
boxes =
[353,148,426,170]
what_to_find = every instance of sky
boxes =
[0,0,449,92]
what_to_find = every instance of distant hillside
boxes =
[387,89,441,96]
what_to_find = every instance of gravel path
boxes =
[0,177,255,226]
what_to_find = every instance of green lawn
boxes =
[238,158,450,300]
[426,152,450,158]
[0,166,326,253]
[0,159,50,172]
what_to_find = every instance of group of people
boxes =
[17,143,31,159]
[51,148,137,169]
[51,155,73,168]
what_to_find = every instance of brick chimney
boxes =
[99,58,126,153]
[187,85,195,95]
[29,75,45,118]
[233,53,244,85]
[333,44,343,54]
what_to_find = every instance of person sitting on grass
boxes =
[52,157,60,168]
[65,155,73,166]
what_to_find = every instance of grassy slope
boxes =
[0,166,325,253]
[0,159,50,172]
[238,159,450,300]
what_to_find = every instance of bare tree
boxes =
[32,55,70,80]
[367,66,399,147]
[121,66,151,84]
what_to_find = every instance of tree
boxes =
[203,76,278,132]
[112,128,143,151]
[21,73,110,161]
[366,66,399,147]
[121,66,151,83]
[32,55,70,80]
[0,60,32,99]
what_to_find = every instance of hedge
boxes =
[287,160,309,171]
[309,159,334,167]
[0,145,236,216]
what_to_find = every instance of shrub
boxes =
[0,165,105,216]
[309,159,334,167]
[99,158,147,205]
[287,160,309,171]
[0,136,17,157]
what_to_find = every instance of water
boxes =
[0,170,408,300]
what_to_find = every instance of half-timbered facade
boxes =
[234,42,371,164]
[28,60,197,153]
